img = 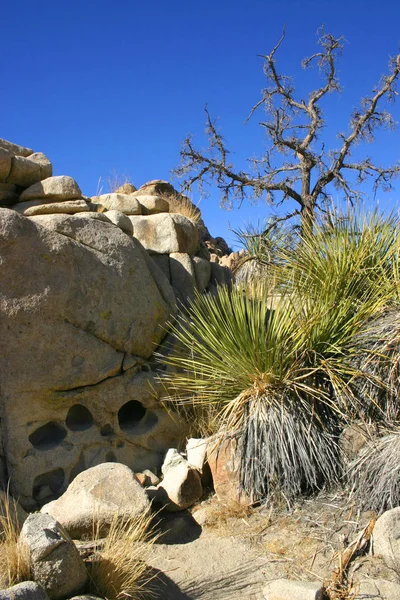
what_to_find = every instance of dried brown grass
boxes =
[162,192,201,223]
[87,509,156,600]
[0,493,30,589]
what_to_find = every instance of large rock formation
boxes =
[0,138,232,509]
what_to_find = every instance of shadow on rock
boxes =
[152,510,202,545]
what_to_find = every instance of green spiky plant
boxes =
[160,207,400,503]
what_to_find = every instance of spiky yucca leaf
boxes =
[160,286,345,500]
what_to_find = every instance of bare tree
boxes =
[174,28,400,232]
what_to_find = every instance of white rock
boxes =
[186,438,209,472]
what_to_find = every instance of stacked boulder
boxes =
[0,138,232,510]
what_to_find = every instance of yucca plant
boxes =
[160,207,399,502]
[232,219,296,288]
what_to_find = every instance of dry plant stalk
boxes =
[0,494,30,589]
[87,509,155,600]
[323,518,376,600]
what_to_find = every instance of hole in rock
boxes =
[118,400,158,435]
[105,451,117,462]
[100,424,114,437]
[29,422,67,450]
[66,404,93,431]
[33,469,65,506]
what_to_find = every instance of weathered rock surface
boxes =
[0,183,18,205]
[0,209,184,508]
[0,138,33,158]
[104,209,133,235]
[373,507,400,569]
[14,199,89,216]
[0,582,50,600]
[20,513,88,600]
[129,213,199,255]
[137,194,169,215]
[7,153,52,187]
[263,579,324,600]
[192,256,212,293]
[19,176,82,202]
[42,463,150,538]
[91,193,142,215]
[0,149,12,182]
[169,252,197,302]
[207,439,250,506]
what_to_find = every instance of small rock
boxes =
[0,581,50,600]
[135,179,176,197]
[373,507,400,569]
[263,579,324,600]
[155,449,203,511]
[20,513,88,600]
[41,463,150,538]
[114,182,137,194]
[19,176,82,202]
[135,469,160,487]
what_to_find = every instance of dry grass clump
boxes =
[0,494,30,589]
[348,429,400,514]
[87,509,155,600]
[162,192,202,223]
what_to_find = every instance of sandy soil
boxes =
[148,489,399,599]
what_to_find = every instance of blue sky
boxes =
[2,0,400,248]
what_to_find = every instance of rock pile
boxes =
[0,137,233,509]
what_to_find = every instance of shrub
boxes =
[0,493,30,589]
[159,208,399,502]
[88,509,155,600]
